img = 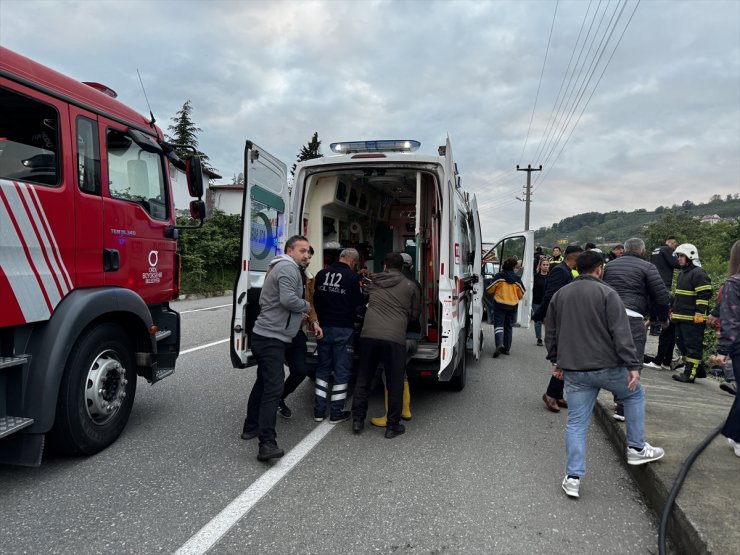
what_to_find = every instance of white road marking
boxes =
[180,338,230,355]
[180,303,232,314]
[174,421,335,555]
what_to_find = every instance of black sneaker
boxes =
[672,373,695,383]
[536,339,543,346]
[313,411,326,422]
[384,423,406,439]
[257,443,284,461]
[493,346,504,358]
[241,429,258,441]
[277,400,292,419]
[329,411,351,424]
[352,419,364,434]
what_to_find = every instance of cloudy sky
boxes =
[2,0,738,240]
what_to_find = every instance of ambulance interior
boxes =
[301,167,442,352]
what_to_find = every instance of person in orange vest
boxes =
[488,256,526,357]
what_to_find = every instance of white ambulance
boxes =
[231,138,483,390]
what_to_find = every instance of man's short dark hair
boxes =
[585,242,597,250]
[665,235,677,242]
[502,256,518,271]
[564,244,584,257]
[576,250,604,274]
[384,252,404,270]
[285,235,309,250]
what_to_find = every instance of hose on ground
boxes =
[658,423,723,555]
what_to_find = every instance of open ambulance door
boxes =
[230,141,289,368]
[437,137,456,380]
[470,195,483,359]
[487,230,535,328]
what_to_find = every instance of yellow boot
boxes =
[401,379,412,421]
[370,389,388,427]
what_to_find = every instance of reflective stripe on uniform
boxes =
[671,314,695,321]
[675,289,696,296]
[694,285,712,292]
[315,388,327,398]
[315,378,329,388]
[330,393,347,401]
[332,383,348,392]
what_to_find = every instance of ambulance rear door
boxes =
[469,195,483,359]
[230,141,289,368]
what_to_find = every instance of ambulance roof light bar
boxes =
[330,140,420,154]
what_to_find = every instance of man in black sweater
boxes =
[533,244,583,412]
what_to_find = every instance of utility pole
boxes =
[516,164,542,231]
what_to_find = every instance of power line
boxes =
[518,1,559,165]
[534,0,641,189]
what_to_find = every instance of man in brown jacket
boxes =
[351,252,421,438]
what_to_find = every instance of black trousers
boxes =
[282,330,308,400]
[352,338,406,426]
[245,333,289,445]
[674,320,705,379]
[546,375,564,400]
[655,322,677,366]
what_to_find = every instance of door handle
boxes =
[103,249,120,272]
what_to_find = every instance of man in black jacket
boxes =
[603,238,669,420]
[313,248,365,423]
[533,244,583,412]
[649,236,680,335]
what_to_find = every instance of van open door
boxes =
[230,141,289,368]
[437,137,457,379]
[470,195,483,359]
[486,230,535,328]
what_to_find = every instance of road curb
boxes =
[594,397,708,555]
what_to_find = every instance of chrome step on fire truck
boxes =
[231,138,483,390]
[0,47,206,466]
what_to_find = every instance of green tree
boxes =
[291,132,323,176]
[167,100,216,173]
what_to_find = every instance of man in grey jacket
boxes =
[243,235,312,461]
[546,250,665,499]
[351,252,421,438]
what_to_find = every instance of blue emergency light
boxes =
[330,140,421,154]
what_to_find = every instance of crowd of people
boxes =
[484,236,739,498]
[242,236,421,461]
[241,232,738,502]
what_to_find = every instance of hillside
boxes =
[533,195,740,248]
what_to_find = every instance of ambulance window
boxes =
[106,128,167,220]
[0,88,60,186]
[76,117,100,195]
[348,187,358,206]
[336,181,347,202]
[358,192,367,210]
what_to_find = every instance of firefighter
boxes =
[671,243,713,383]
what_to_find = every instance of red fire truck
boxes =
[0,47,206,466]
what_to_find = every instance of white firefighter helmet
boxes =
[674,243,699,261]
[400,252,413,270]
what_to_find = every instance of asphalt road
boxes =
[0,296,661,554]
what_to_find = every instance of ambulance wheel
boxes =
[448,347,467,391]
[51,323,137,455]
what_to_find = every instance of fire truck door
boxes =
[100,120,175,303]
[70,107,104,287]
[230,141,289,368]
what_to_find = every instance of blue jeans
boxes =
[315,327,355,418]
[531,303,542,340]
[563,367,645,477]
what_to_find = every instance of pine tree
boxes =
[167,100,216,173]
[291,132,323,175]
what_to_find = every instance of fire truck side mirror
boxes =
[189,199,206,221]
[186,156,204,198]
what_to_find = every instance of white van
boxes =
[231,138,483,390]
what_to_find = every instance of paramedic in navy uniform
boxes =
[312,248,364,423]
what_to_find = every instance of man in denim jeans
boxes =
[313,248,364,424]
[545,250,665,499]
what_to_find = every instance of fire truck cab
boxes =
[230,138,483,390]
[0,47,205,466]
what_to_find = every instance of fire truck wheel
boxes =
[447,346,467,391]
[51,323,137,455]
